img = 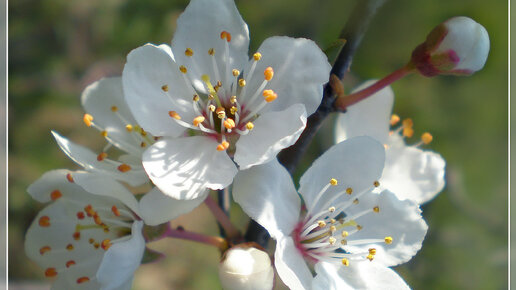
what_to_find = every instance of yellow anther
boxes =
[110,106,118,112]
[328,237,337,245]
[385,236,393,244]
[217,141,230,151]
[193,94,200,102]
[341,258,350,266]
[168,111,181,120]
[162,85,169,92]
[263,90,278,103]
[209,105,216,112]
[373,206,380,213]
[264,67,274,81]
[402,118,414,128]
[99,130,107,138]
[330,178,338,186]
[403,127,414,138]
[346,187,353,195]
[390,114,400,126]
[366,254,375,261]
[125,124,133,132]
[318,221,326,228]
[232,69,240,77]
[356,225,363,230]
[238,79,246,87]
[83,114,94,127]
[341,231,349,238]
[140,142,147,148]
[329,225,337,233]
[353,198,359,204]
[230,106,238,115]
[230,96,237,104]
[246,122,254,130]
[118,164,131,172]
[253,52,262,61]
[202,74,210,82]
[341,239,347,245]
[140,128,147,136]
[330,218,337,224]
[368,248,377,255]
[220,31,232,42]
[179,65,187,74]
[421,132,433,144]
[193,116,205,126]
[185,48,194,57]
[373,181,380,187]
[224,118,236,130]
[328,207,336,213]
[208,94,215,100]
[97,152,108,161]
[208,48,215,55]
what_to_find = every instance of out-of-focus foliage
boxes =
[9,0,507,289]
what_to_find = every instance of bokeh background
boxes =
[9,0,508,289]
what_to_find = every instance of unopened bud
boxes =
[411,16,489,77]
[219,246,274,290]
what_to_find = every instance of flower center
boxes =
[165,31,278,153]
[292,178,393,267]
[388,114,433,148]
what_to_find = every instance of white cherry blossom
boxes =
[25,170,145,290]
[233,136,428,289]
[335,81,446,204]
[122,0,331,200]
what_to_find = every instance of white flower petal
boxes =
[71,172,141,215]
[234,104,307,170]
[171,0,249,92]
[274,236,312,290]
[344,190,428,267]
[243,36,331,115]
[233,159,300,239]
[142,136,237,200]
[51,131,148,187]
[299,136,385,212]
[96,221,145,290]
[382,144,446,204]
[139,187,208,226]
[313,261,410,290]
[27,169,79,203]
[335,81,394,144]
[123,44,195,137]
[81,77,142,156]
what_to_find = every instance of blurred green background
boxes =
[9,0,508,289]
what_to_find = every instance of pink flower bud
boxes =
[411,16,490,77]
[219,246,274,290]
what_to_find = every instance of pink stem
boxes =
[204,195,240,239]
[164,225,228,250]
[335,64,415,110]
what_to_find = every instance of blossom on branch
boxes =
[25,170,145,289]
[122,0,331,200]
[335,81,446,204]
[233,136,428,289]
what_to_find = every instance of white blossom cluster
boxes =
[24,0,489,289]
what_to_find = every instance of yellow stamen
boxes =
[373,181,380,187]
[330,178,338,186]
[185,48,194,57]
[341,258,350,266]
[385,236,393,244]
[193,94,200,102]
[246,122,254,130]
[390,114,400,126]
[125,124,133,131]
[264,67,274,81]
[162,85,169,92]
[403,127,414,138]
[230,106,238,115]
[346,187,353,195]
[238,79,246,87]
[110,106,118,112]
[232,69,240,77]
[402,118,413,128]
[220,31,232,42]
[83,114,94,127]
[253,52,262,61]
[328,237,337,245]
[118,164,131,172]
[368,248,377,255]
[373,206,380,213]
[179,65,187,74]
[209,105,216,112]
[217,141,230,151]
[168,111,181,120]
[193,116,205,127]
[366,254,375,261]
[318,220,326,228]
[224,118,236,130]
[100,130,108,138]
[263,90,278,103]
[341,231,349,237]
[97,152,108,161]
[421,132,433,144]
